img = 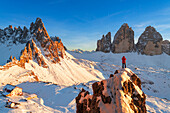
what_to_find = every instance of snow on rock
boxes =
[76,68,146,113]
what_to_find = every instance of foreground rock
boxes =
[162,40,170,55]
[76,68,146,113]
[136,26,163,55]
[111,23,134,53]
[96,32,111,53]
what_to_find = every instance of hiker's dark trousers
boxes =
[122,63,126,68]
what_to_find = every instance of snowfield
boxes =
[0,51,169,113]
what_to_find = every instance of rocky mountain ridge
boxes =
[96,23,169,55]
[0,18,65,69]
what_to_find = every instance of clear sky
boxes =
[0,0,170,50]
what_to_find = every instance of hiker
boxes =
[122,56,126,68]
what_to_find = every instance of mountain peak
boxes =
[145,26,156,32]
[122,23,129,27]
[30,17,46,35]
[35,17,43,23]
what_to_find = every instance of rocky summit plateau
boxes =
[96,23,170,56]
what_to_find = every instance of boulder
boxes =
[76,68,146,113]
[111,23,134,53]
[96,32,111,53]
[136,26,163,55]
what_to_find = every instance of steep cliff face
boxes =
[96,32,111,53]
[162,40,170,55]
[111,23,134,53]
[76,68,146,113]
[136,26,163,55]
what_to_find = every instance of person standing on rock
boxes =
[122,56,126,68]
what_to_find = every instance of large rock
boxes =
[96,32,111,53]
[162,40,170,55]
[111,23,134,53]
[76,68,146,113]
[136,26,163,55]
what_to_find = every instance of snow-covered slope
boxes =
[0,50,169,112]
[0,51,104,86]
[69,51,170,100]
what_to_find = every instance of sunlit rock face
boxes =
[29,18,65,65]
[0,18,65,68]
[111,23,134,53]
[96,32,111,53]
[76,68,146,113]
[136,26,163,55]
[162,40,170,55]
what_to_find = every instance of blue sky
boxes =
[0,0,170,50]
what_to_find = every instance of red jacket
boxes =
[122,56,126,63]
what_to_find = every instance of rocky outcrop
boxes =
[76,68,146,113]
[96,32,111,53]
[136,26,163,55]
[111,23,134,53]
[162,40,170,55]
